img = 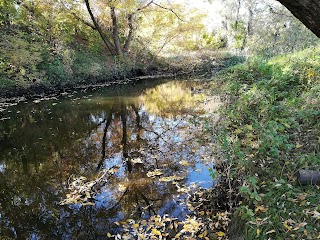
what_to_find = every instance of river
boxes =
[0,78,220,239]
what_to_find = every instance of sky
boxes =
[172,0,225,31]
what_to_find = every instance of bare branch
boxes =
[136,1,154,13]
[151,2,185,22]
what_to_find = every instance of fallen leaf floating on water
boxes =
[179,160,191,166]
[60,168,117,206]
[131,158,143,164]
[159,175,185,182]
[114,188,231,239]
[146,169,163,178]
[118,184,127,192]
[151,228,161,236]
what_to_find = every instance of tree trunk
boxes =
[84,0,116,55]
[123,14,134,53]
[247,2,253,36]
[110,6,122,55]
[277,0,320,38]
[234,0,242,31]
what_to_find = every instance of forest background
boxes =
[0,0,318,92]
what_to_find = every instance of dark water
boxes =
[0,79,215,239]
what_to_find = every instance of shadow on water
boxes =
[0,79,218,239]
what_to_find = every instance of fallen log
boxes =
[296,170,320,185]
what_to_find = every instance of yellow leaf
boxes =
[233,128,243,134]
[266,229,276,234]
[217,231,225,237]
[175,233,182,238]
[107,232,112,238]
[257,228,261,236]
[159,175,184,182]
[133,223,139,228]
[255,205,268,213]
[179,160,190,166]
[118,184,127,192]
[283,221,292,231]
[151,228,161,236]
[146,169,163,178]
[82,202,95,206]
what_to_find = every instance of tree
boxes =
[277,0,320,38]
[208,0,318,54]
[83,0,184,56]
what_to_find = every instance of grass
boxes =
[210,46,320,239]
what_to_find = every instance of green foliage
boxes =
[37,52,67,85]
[201,32,227,50]
[0,0,16,26]
[215,46,320,239]
[231,20,247,50]
[0,31,46,86]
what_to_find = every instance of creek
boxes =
[0,78,221,239]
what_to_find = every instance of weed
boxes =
[212,46,320,239]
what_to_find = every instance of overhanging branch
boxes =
[151,2,185,22]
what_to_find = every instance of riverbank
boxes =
[209,45,320,239]
[0,50,242,100]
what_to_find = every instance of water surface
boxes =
[0,79,217,239]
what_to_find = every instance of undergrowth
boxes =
[212,46,320,239]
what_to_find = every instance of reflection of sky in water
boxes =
[102,153,126,177]
[187,163,213,189]
[157,196,188,221]
[95,187,117,209]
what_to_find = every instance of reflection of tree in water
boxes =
[0,81,208,239]
[142,81,204,118]
[88,98,186,217]
[80,86,205,227]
